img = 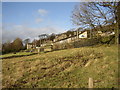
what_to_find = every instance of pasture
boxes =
[2,45,118,88]
[0,52,37,59]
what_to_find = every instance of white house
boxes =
[79,31,88,38]
[54,30,89,44]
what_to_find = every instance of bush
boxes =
[53,42,74,50]
[100,35,115,44]
[73,35,115,48]
[73,38,100,48]
[64,42,74,49]
[53,43,61,50]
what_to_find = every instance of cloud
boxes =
[35,18,43,23]
[38,9,48,16]
[2,24,64,43]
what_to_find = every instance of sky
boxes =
[2,2,78,43]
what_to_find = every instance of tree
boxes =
[65,30,75,39]
[97,2,119,44]
[32,39,37,46]
[117,2,120,44]
[38,34,48,46]
[66,31,71,38]
[49,33,55,42]
[71,2,118,40]
[2,42,13,54]
[34,40,40,47]
[12,38,23,52]
[23,38,30,49]
[2,38,24,54]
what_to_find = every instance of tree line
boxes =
[2,38,24,54]
[2,33,56,54]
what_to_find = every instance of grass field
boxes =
[2,45,118,88]
[0,52,36,59]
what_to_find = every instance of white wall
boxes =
[79,31,87,38]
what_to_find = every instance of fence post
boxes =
[88,77,93,89]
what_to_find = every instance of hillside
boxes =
[2,45,118,88]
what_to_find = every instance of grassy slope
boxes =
[0,52,34,58]
[2,45,118,88]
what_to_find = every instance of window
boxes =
[81,35,84,37]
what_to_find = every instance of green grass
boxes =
[2,45,118,88]
[0,52,35,58]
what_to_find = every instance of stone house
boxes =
[27,43,36,49]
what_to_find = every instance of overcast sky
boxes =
[2,2,78,43]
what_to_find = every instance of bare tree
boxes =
[23,38,30,49]
[38,34,48,46]
[117,2,120,44]
[49,33,55,42]
[71,2,117,39]
[98,2,120,44]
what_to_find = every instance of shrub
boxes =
[53,43,61,50]
[64,42,74,49]
[100,35,115,44]
[73,38,100,48]
[53,42,74,50]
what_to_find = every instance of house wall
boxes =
[41,44,46,47]
[27,44,36,49]
[53,30,90,45]
[54,31,88,44]
[67,38,71,43]
[55,37,72,44]
[27,44,32,49]
[79,31,88,38]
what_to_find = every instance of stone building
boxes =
[27,43,36,49]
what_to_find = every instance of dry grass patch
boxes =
[2,45,118,88]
